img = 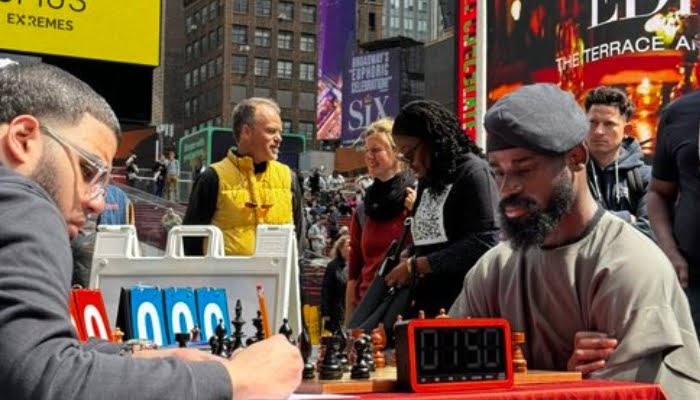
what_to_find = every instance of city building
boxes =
[182,0,318,147]
[382,0,442,43]
[357,0,384,44]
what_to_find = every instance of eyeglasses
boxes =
[40,125,111,200]
[397,141,422,164]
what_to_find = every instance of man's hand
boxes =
[224,334,303,400]
[567,332,618,375]
[404,187,416,211]
[384,258,412,288]
[669,252,689,288]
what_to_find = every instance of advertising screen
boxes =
[0,0,161,66]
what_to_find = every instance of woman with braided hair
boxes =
[384,100,499,318]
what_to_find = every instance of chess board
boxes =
[296,368,582,394]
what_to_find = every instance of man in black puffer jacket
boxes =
[585,86,653,240]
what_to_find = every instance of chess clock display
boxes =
[395,318,513,392]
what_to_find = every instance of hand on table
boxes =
[567,331,618,375]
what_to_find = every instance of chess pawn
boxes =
[435,308,449,318]
[279,318,296,345]
[418,310,426,319]
[319,335,343,380]
[350,337,371,380]
[390,315,403,367]
[512,331,528,373]
[112,327,124,344]
[371,324,386,368]
[361,333,376,372]
[334,328,350,372]
[348,328,365,367]
[190,325,200,342]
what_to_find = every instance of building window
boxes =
[254,28,271,47]
[231,85,247,102]
[299,63,315,81]
[299,93,315,110]
[254,58,270,76]
[256,0,271,17]
[278,31,293,50]
[209,30,216,49]
[233,0,248,13]
[217,26,224,46]
[201,6,209,24]
[185,45,192,61]
[300,34,315,52]
[208,60,216,79]
[253,87,271,98]
[185,72,191,90]
[405,0,414,10]
[192,96,199,114]
[202,34,209,53]
[232,55,248,74]
[278,90,293,108]
[216,56,223,75]
[301,4,316,23]
[185,100,192,117]
[232,25,247,44]
[282,119,292,134]
[417,20,427,33]
[209,1,217,20]
[200,64,207,82]
[277,60,293,79]
[405,17,414,31]
[215,116,222,126]
[418,0,427,11]
[193,10,200,27]
[278,2,293,20]
[299,121,314,138]
[193,40,201,58]
[193,68,200,86]
[369,12,376,31]
[390,15,399,29]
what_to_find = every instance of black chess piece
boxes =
[278,318,295,345]
[175,332,190,348]
[361,333,376,372]
[247,310,266,346]
[298,325,316,380]
[210,319,227,356]
[350,337,370,380]
[229,300,247,355]
[319,335,343,380]
[334,328,350,372]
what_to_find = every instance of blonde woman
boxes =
[344,118,415,324]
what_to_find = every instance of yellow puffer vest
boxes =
[210,151,293,255]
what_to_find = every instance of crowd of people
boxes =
[1,59,699,400]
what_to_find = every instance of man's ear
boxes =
[567,143,588,172]
[1,115,43,167]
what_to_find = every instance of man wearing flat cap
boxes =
[450,84,700,399]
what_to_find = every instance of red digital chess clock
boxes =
[395,318,513,392]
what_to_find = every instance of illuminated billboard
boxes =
[0,0,161,66]
[471,0,700,153]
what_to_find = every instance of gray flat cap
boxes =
[484,83,588,154]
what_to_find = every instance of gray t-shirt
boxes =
[450,211,700,399]
[0,164,231,399]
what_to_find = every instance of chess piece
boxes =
[418,310,426,319]
[361,333,376,372]
[209,319,227,356]
[190,325,200,342]
[247,310,266,346]
[112,326,124,344]
[298,325,316,380]
[334,328,350,372]
[512,331,528,373]
[371,324,386,368]
[350,337,371,379]
[319,335,343,380]
[348,328,365,367]
[175,332,190,348]
[229,300,247,354]
[279,318,296,345]
[436,308,449,318]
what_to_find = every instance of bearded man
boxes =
[449,84,700,399]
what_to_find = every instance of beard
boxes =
[30,146,62,207]
[497,176,575,250]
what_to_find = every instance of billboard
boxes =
[341,48,402,145]
[480,0,700,154]
[0,0,161,66]
[316,0,356,141]
[457,0,478,140]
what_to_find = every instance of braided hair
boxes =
[392,100,483,194]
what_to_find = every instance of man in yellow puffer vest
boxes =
[183,98,302,255]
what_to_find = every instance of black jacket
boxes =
[587,137,654,239]
[320,256,347,332]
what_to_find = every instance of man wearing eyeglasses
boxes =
[183,97,303,256]
[0,63,301,399]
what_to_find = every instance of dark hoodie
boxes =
[587,137,654,239]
